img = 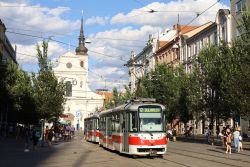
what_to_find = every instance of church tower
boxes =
[53,16,103,130]
[75,17,88,55]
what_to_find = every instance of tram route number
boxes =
[139,108,161,113]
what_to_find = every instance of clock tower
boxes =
[53,17,103,130]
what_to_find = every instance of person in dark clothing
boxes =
[48,129,54,147]
[31,127,39,150]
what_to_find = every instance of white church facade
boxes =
[53,17,103,130]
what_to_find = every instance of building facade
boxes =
[0,19,17,133]
[155,25,198,67]
[126,35,158,93]
[53,18,103,130]
[179,9,235,135]
[180,22,217,73]
[0,19,17,63]
[231,0,250,40]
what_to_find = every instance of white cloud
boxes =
[85,16,109,26]
[87,25,162,90]
[0,1,79,44]
[16,41,66,65]
[111,0,229,27]
[47,6,71,17]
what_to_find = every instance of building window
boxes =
[188,45,191,57]
[236,0,246,15]
[80,61,84,68]
[65,81,72,97]
[214,31,218,45]
[236,24,245,37]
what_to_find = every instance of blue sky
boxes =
[0,0,230,91]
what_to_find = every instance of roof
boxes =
[158,41,168,48]
[177,25,199,34]
[155,24,198,54]
[183,21,214,39]
[96,91,113,100]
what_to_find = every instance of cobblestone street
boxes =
[1,134,250,167]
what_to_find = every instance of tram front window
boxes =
[139,113,162,131]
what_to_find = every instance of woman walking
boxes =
[226,129,232,154]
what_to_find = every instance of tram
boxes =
[98,98,167,156]
[84,114,100,143]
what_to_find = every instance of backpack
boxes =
[35,131,40,138]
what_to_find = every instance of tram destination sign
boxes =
[139,107,161,113]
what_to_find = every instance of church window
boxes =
[65,81,72,97]
[66,62,72,68]
[80,61,84,67]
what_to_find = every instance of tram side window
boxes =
[114,114,120,132]
[100,117,105,134]
[93,120,96,130]
[89,121,92,130]
[111,115,115,132]
[107,116,112,137]
[130,112,138,132]
[96,119,99,130]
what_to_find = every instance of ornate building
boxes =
[0,19,17,129]
[53,17,103,130]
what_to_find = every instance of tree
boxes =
[33,41,66,121]
[193,44,226,133]
[103,85,133,110]
[138,64,184,124]
[219,11,250,121]
[3,61,38,124]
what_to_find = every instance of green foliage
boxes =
[2,61,38,124]
[136,64,192,124]
[33,41,66,120]
[103,85,133,110]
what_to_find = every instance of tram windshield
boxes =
[138,107,163,132]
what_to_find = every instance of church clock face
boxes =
[66,62,72,68]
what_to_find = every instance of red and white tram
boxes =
[84,114,100,143]
[98,98,167,156]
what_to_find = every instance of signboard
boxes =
[76,111,81,118]
[139,107,161,113]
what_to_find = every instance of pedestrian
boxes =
[44,126,49,141]
[239,135,243,151]
[47,129,54,147]
[205,127,211,143]
[172,127,177,142]
[216,126,220,138]
[24,126,30,152]
[220,127,225,147]
[225,129,232,154]
[233,127,240,152]
[31,126,39,150]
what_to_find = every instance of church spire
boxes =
[75,15,88,55]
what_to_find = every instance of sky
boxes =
[0,0,230,91]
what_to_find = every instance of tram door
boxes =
[122,112,129,152]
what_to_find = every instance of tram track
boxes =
[133,157,193,167]
[172,147,250,164]
[168,150,248,167]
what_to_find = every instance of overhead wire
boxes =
[157,0,221,45]
[5,30,130,88]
